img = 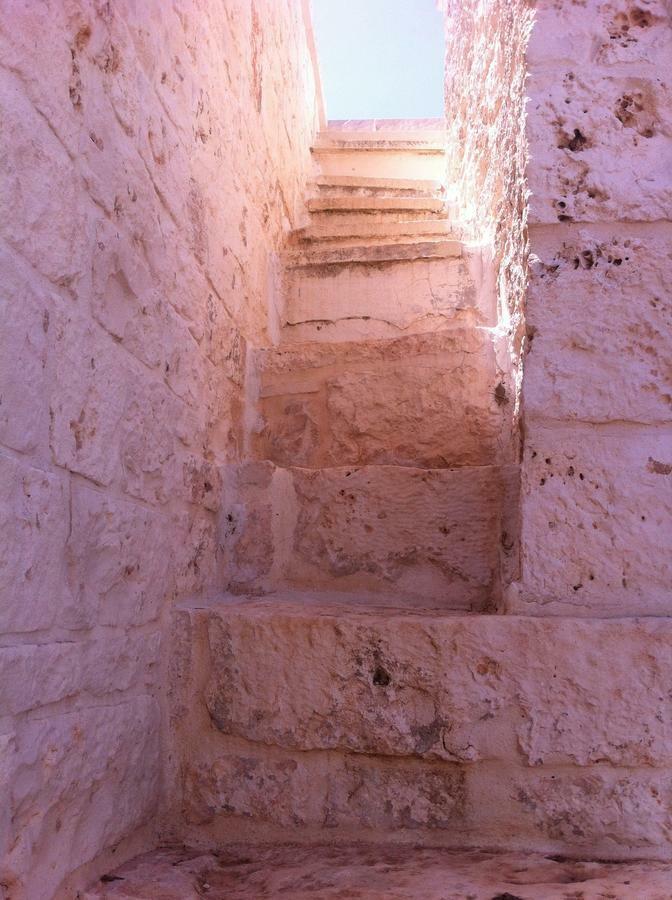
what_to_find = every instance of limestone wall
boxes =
[0,2,319,896]
[514,0,672,615]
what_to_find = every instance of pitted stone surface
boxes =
[178,599,672,768]
[514,425,672,616]
[524,224,672,423]
[83,844,672,899]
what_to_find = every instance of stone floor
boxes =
[83,843,672,899]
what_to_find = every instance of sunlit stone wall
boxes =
[445,0,672,616]
[0,2,319,895]
[515,0,672,615]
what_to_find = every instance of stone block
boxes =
[284,254,483,342]
[67,481,173,627]
[528,0,672,71]
[0,67,95,288]
[1,697,160,900]
[469,763,672,858]
[182,746,465,833]
[527,69,672,224]
[0,630,160,716]
[0,454,73,634]
[222,462,517,609]
[253,330,507,468]
[514,424,672,615]
[0,246,54,457]
[178,600,672,768]
[525,223,672,423]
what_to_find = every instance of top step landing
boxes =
[313,130,447,153]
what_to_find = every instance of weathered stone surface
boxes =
[0,697,160,900]
[527,71,672,225]
[0,630,160,717]
[67,482,173,628]
[0,246,56,458]
[513,424,672,615]
[83,843,672,900]
[524,223,672,422]
[528,0,672,72]
[0,453,72,634]
[222,462,517,609]
[182,748,464,832]
[1,1,323,889]
[284,253,486,343]
[471,763,672,856]
[253,330,508,468]
[179,598,672,768]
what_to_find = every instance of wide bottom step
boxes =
[85,843,672,899]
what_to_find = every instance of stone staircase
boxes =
[161,127,668,864]
[165,125,527,847]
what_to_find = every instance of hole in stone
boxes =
[372,665,391,686]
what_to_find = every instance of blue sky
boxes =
[311,0,445,121]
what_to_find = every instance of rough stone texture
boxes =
[83,844,672,899]
[514,423,672,615]
[185,600,672,767]
[283,254,485,341]
[164,599,672,858]
[524,223,672,423]
[221,462,518,609]
[0,0,319,894]
[443,0,532,440]
[253,330,509,468]
[1,698,161,900]
[513,0,672,616]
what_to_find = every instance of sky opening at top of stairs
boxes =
[312,0,445,120]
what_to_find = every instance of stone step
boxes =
[163,594,672,860]
[84,844,672,899]
[281,242,495,343]
[165,599,672,859]
[313,130,447,151]
[221,462,519,609]
[291,218,456,244]
[313,148,447,181]
[313,174,444,196]
[307,196,446,213]
[284,239,461,269]
[252,330,508,469]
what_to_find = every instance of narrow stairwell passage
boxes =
[222,123,518,613]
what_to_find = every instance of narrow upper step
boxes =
[284,239,461,269]
[307,196,446,213]
[313,130,446,152]
[314,174,444,194]
[291,218,456,244]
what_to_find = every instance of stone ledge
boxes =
[173,599,672,769]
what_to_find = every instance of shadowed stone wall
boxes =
[0,2,319,896]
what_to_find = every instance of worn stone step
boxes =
[166,598,672,859]
[291,218,456,244]
[281,243,495,343]
[313,148,447,181]
[313,174,444,195]
[221,462,519,609]
[284,239,461,269]
[252,330,508,469]
[313,130,447,151]
[84,844,672,899]
[307,196,446,213]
